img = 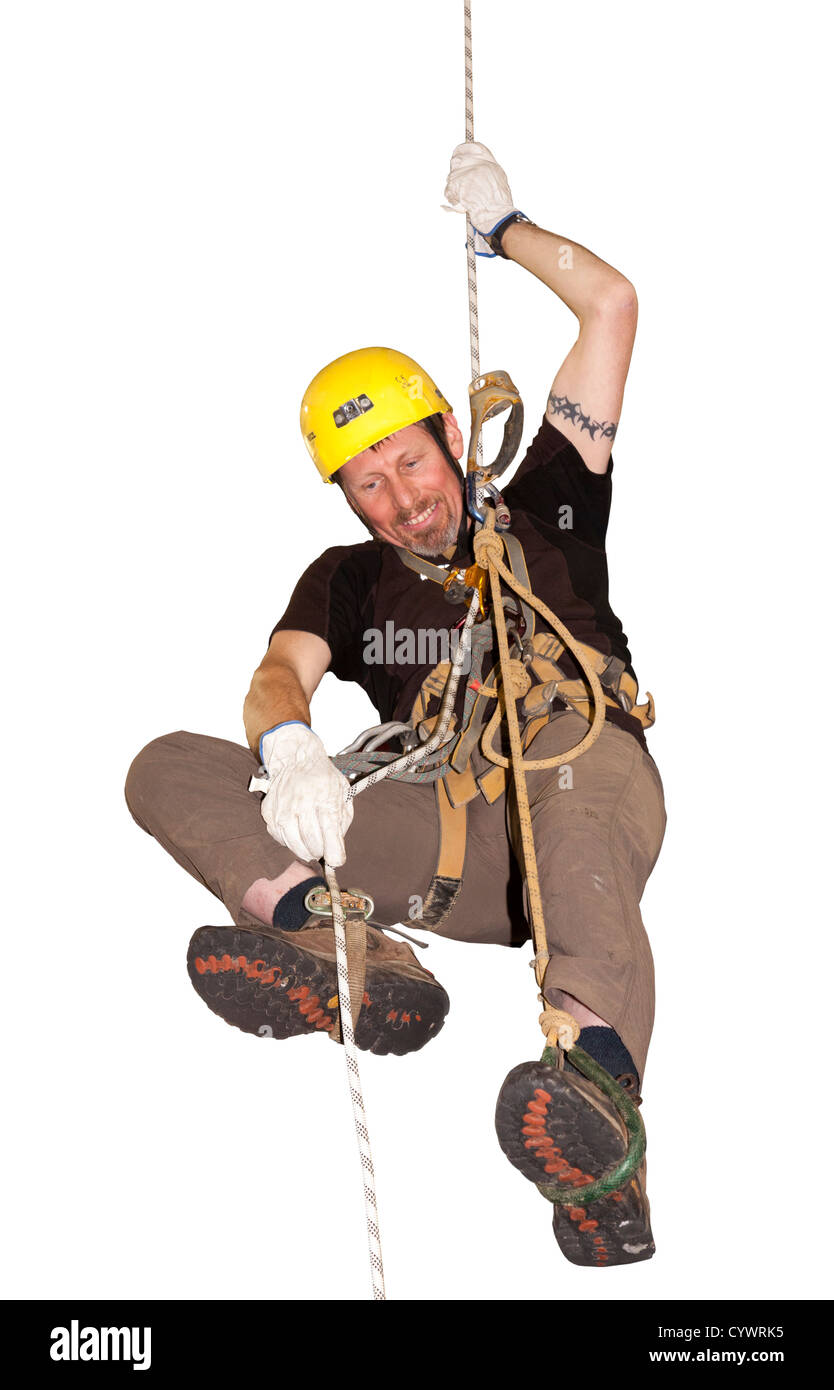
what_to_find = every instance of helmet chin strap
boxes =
[449,475,472,560]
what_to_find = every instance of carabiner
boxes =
[465,368,524,525]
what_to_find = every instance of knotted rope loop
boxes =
[539,1007,581,1051]
[473,525,505,568]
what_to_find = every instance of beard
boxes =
[390,494,460,556]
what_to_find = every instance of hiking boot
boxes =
[494,1058,655,1266]
[186,894,449,1056]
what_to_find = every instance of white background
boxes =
[2,0,830,1303]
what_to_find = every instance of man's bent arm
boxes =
[243,629,332,755]
[500,221,637,475]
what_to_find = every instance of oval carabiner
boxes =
[465,368,524,524]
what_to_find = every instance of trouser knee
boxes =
[124,730,196,833]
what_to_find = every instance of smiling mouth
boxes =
[401,501,439,530]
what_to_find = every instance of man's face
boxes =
[338,414,466,555]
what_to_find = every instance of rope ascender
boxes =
[320,0,645,1300]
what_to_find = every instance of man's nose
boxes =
[391,475,420,512]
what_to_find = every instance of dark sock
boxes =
[568,1026,641,1092]
[272,875,327,932]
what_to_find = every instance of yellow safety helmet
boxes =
[300,346,453,483]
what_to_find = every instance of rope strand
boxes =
[464,0,483,467]
[323,590,481,1300]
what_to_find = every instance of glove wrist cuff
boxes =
[482,210,534,259]
[259,720,312,766]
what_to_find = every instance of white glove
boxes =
[442,141,521,254]
[250,723,354,867]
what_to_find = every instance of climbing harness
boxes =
[315,0,653,1297]
[331,532,655,933]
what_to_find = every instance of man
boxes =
[125,143,666,1266]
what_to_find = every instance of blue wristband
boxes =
[476,210,532,259]
[258,720,310,765]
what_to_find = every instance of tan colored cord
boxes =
[472,510,605,1020]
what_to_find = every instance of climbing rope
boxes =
[321,590,482,1300]
[462,6,527,523]
[332,620,496,783]
[464,0,483,473]
[474,515,607,773]
[322,863,384,1297]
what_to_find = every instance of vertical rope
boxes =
[323,593,481,1300]
[323,864,386,1300]
[464,0,483,467]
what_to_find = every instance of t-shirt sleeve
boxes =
[506,414,614,548]
[269,545,378,683]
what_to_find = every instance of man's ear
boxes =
[441,411,465,462]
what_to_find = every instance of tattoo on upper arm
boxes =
[548,393,618,442]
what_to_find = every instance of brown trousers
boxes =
[124,711,666,1078]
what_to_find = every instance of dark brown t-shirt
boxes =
[271,415,649,748]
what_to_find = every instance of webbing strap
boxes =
[502,531,536,637]
[450,657,499,772]
[393,547,454,586]
[418,779,468,928]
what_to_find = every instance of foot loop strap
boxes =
[536,1044,647,1207]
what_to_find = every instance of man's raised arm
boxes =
[443,141,637,475]
[501,220,637,475]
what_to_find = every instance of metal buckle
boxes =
[303,887,375,920]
